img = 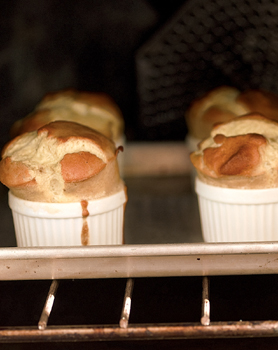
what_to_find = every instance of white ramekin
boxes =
[185,134,202,190]
[8,190,127,247]
[195,177,278,242]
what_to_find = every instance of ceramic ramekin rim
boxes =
[8,190,127,218]
[195,177,278,204]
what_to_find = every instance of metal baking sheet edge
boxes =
[0,242,278,280]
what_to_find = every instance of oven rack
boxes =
[1,242,278,342]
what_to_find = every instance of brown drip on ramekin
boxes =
[81,200,89,246]
[115,145,124,156]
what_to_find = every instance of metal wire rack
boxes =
[0,243,278,343]
[1,151,278,344]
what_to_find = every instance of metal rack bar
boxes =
[0,275,277,342]
[38,280,59,330]
[119,278,134,329]
[201,276,210,326]
[1,321,278,342]
[1,242,278,280]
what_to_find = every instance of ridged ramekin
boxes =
[9,190,127,247]
[195,177,278,242]
[185,134,202,189]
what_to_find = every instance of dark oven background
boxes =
[1,0,278,148]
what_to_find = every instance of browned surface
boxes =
[0,121,124,202]
[185,86,242,139]
[10,89,124,140]
[0,157,35,188]
[202,133,266,177]
[39,89,123,123]
[10,109,51,138]
[61,152,106,183]
[39,121,114,149]
[185,86,278,140]
[189,114,278,188]
[238,89,278,121]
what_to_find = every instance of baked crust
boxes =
[202,133,266,177]
[0,121,125,202]
[185,86,278,140]
[237,89,278,122]
[61,152,106,183]
[10,89,124,141]
[185,86,246,139]
[190,114,278,189]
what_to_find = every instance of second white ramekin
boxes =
[185,134,202,190]
[195,177,278,242]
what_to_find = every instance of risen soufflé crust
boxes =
[10,89,124,142]
[190,114,278,189]
[0,121,125,202]
[185,86,278,140]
